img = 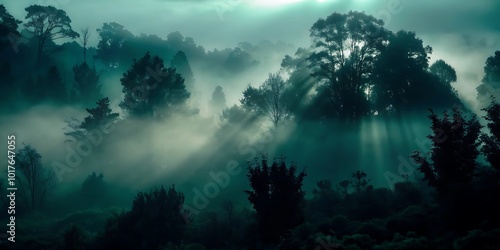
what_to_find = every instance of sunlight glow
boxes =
[250,0,305,7]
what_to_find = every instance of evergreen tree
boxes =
[120,52,190,118]
[245,155,307,244]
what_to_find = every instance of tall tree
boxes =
[280,48,320,120]
[372,30,432,113]
[224,47,257,73]
[430,59,457,85]
[241,73,290,126]
[120,52,190,118]
[0,4,22,51]
[209,85,227,114]
[15,145,56,211]
[481,100,500,171]
[45,65,67,102]
[308,11,389,121]
[98,185,186,249]
[95,22,133,69]
[170,50,195,90]
[71,62,102,105]
[411,107,482,193]
[245,155,307,244]
[351,170,370,193]
[78,27,91,63]
[476,51,500,107]
[23,5,79,65]
[0,62,17,105]
[65,97,119,141]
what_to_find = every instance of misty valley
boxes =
[0,1,500,250]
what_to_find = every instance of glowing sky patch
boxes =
[250,0,306,7]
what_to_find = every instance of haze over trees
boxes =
[0,3,499,249]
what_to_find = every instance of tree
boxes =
[209,85,226,114]
[308,180,342,221]
[372,30,432,113]
[45,65,67,102]
[241,73,290,126]
[224,47,257,73]
[245,155,307,244]
[71,62,102,105]
[65,97,119,141]
[221,200,234,238]
[15,145,56,211]
[81,172,107,204]
[24,5,79,65]
[170,50,195,90]
[351,170,371,193]
[280,48,321,120]
[95,22,133,69]
[481,99,500,171]
[98,185,186,249]
[373,31,461,114]
[430,59,457,85]
[410,107,482,193]
[0,4,22,51]
[78,27,91,63]
[476,51,500,107]
[308,11,389,121]
[120,52,190,118]
[0,62,17,105]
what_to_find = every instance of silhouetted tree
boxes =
[245,155,307,244]
[221,200,234,238]
[308,180,342,222]
[338,179,351,197]
[481,99,500,171]
[24,5,79,65]
[411,107,482,193]
[476,51,500,107]
[95,22,133,69]
[430,59,457,85]
[81,172,107,204]
[45,65,67,102]
[166,31,206,61]
[224,47,257,72]
[373,30,462,114]
[15,145,56,211]
[98,185,186,249]
[373,30,431,113]
[78,27,91,63]
[120,52,190,118]
[309,11,389,121]
[209,85,226,114]
[65,97,119,141]
[71,62,102,105]
[351,170,371,193]
[0,62,17,105]
[241,73,290,126]
[170,50,195,90]
[0,4,21,51]
[280,48,318,120]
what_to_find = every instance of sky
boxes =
[4,0,500,110]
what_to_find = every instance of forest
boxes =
[0,1,499,249]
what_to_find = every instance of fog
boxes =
[0,1,499,249]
